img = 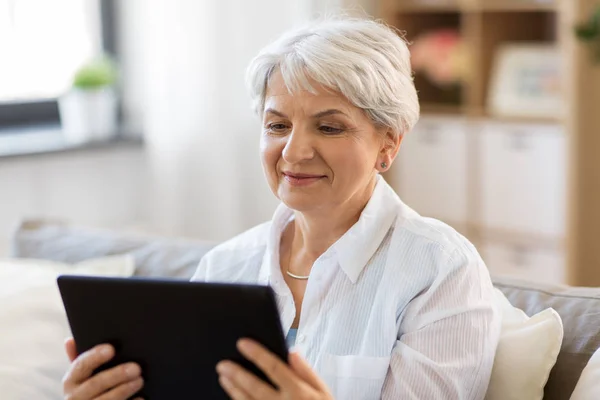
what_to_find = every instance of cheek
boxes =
[329,143,375,177]
[260,136,281,175]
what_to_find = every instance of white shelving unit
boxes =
[391,115,567,284]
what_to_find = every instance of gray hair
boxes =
[245,17,420,137]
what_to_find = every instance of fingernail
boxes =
[100,345,112,356]
[216,362,230,376]
[237,339,252,352]
[126,364,140,377]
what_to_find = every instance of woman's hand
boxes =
[62,337,144,400]
[216,338,334,400]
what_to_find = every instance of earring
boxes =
[380,162,387,169]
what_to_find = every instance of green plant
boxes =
[574,5,600,63]
[72,57,117,89]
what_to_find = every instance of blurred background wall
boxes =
[0,0,365,254]
[126,0,367,240]
[1,0,599,285]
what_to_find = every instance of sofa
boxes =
[9,219,600,400]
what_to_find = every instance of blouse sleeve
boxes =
[190,255,209,282]
[381,248,501,400]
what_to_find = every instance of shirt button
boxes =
[297,334,306,344]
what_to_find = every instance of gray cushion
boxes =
[493,275,600,400]
[10,220,216,279]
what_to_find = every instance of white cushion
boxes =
[485,288,564,400]
[0,256,134,400]
[570,346,600,400]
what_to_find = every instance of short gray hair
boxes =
[245,17,420,137]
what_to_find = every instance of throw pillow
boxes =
[0,256,134,400]
[570,346,600,400]
[485,288,564,400]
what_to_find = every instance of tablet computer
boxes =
[57,275,289,399]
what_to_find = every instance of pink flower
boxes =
[411,29,466,86]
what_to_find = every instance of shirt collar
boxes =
[259,175,404,287]
[332,175,401,283]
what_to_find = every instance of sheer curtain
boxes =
[121,0,364,241]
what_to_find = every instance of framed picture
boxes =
[487,44,563,119]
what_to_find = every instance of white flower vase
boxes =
[58,87,118,144]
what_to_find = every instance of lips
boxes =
[282,172,325,187]
[283,172,324,179]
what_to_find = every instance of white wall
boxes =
[118,0,378,241]
[0,147,149,256]
[124,0,379,242]
[123,0,322,241]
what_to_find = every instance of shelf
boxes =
[420,103,465,115]
[472,226,565,250]
[459,107,563,124]
[394,0,462,13]
[419,105,561,124]
[0,124,144,159]
[481,113,562,125]
[478,0,556,12]
[392,0,556,13]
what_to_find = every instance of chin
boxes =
[277,190,322,212]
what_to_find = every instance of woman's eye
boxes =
[266,123,288,132]
[319,125,343,134]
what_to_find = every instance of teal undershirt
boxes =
[286,328,298,348]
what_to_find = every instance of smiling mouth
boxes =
[282,173,325,187]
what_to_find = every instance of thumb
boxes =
[289,351,328,392]
[65,337,78,362]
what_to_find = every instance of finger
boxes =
[237,338,297,388]
[67,344,114,384]
[217,361,278,399]
[75,362,142,399]
[219,375,253,400]
[65,337,77,362]
[94,377,144,400]
[289,351,329,392]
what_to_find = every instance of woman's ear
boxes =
[377,129,403,172]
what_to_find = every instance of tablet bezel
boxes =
[57,275,289,399]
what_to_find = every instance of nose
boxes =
[282,127,315,164]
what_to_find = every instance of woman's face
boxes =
[260,70,396,214]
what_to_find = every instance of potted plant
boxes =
[574,5,600,63]
[58,56,119,144]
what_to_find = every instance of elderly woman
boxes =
[62,17,500,400]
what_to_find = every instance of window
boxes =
[0,0,116,128]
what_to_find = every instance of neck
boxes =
[289,176,378,265]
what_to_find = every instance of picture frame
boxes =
[487,44,563,119]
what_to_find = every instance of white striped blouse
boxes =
[192,175,501,399]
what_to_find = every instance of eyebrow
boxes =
[264,108,288,118]
[312,109,348,118]
[264,108,348,119]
